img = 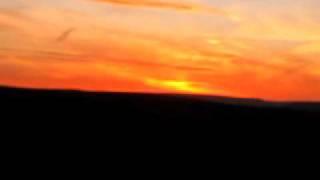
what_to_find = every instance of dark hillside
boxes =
[1,86,319,137]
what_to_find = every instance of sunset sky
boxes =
[0,0,320,101]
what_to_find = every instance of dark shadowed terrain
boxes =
[1,85,320,137]
[1,85,319,166]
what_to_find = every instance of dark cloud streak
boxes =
[92,0,232,17]
[56,28,75,42]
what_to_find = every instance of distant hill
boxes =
[1,85,319,134]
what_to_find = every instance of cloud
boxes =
[0,47,82,62]
[0,23,17,31]
[93,0,235,18]
[0,8,34,22]
[95,0,198,10]
[0,8,37,34]
[56,28,75,42]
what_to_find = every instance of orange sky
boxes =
[0,0,320,101]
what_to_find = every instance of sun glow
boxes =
[207,39,221,45]
[145,79,208,93]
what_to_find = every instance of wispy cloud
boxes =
[93,0,235,18]
[56,28,75,42]
[95,0,199,10]
[0,8,36,33]
[0,8,34,23]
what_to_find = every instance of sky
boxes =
[0,0,320,101]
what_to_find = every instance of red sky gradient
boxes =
[0,0,320,101]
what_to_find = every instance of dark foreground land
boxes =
[2,85,319,171]
[1,85,320,134]
[2,85,320,165]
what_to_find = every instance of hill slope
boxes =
[1,85,319,132]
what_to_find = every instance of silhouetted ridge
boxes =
[1,85,319,129]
